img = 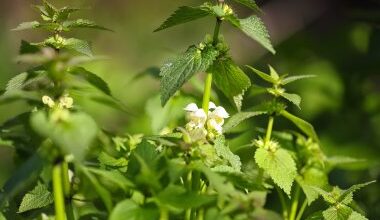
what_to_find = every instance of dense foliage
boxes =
[0,0,376,220]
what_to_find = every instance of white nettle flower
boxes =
[184,102,229,140]
[41,94,74,109]
[59,95,74,109]
[184,103,207,127]
[42,95,55,108]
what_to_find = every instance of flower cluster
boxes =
[42,94,74,109]
[42,94,74,122]
[184,102,229,142]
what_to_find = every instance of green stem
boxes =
[202,18,222,113]
[289,184,300,220]
[62,161,75,220]
[276,187,288,219]
[295,200,307,220]
[62,161,70,197]
[160,207,169,220]
[264,116,274,146]
[53,163,66,220]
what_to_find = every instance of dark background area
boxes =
[0,0,379,218]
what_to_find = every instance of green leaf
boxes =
[12,21,40,31]
[20,40,40,54]
[348,211,368,220]
[281,75,316,85]
[110,199,159,220]
[160,45,219,106]
[80,166,113,212]
[238,15,275,54]
[280,92,301,109]
[231,0,261,12]
[280,110,319,142]
[87,167,134,191]
[338,181,375,205]
[209,58,251,109]
[69,67,111,95]
[98,152,128,168]
[55,7,81,22]
[18,183,54,213]
[269,65,280,80]
[30,111,98,161]
[154,4,212,32]
[63,19,112,31]
[214,136,241,171]
[63,38,93,56]
[156,185,215,210]
[254,148,297,195]
[0,154,44,209]
[322,205,353,220]
[246,65,277,84]
[297,167,328,205]
[223,111,266,133]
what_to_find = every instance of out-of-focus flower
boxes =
[42,95,55,108]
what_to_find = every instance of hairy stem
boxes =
[295,200,307,220]
[62,161,75,220]
[264,116,274,146]
[53,163,66,220]
[202,18,222,113]
[289,184,300,220]
[276,187,288,219]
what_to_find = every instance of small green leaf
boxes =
[280,110,319,142]
[281,74,316,85]
[69,67,111,95]
[214,136,241,171]
[98,152,128,168]
[280,92,301,109]
[18,183,53,213]
[0,154,44,209]
[156,185,215,210]
[322,205,353,220]
[63,38,93,56]
[110,199,159,220]
[231,0,261,12]
[223,111,266,133]
[55,7,81,22]
[338,181,375,204]
[254,148,297,195]
[63,19,112,31]
[20,40,40,54]
[80,166,113,212]
[238,15,275,54]
[160,45,219,106]
[269,65,280,80]
[246,65,277,84]
[87,167,134,191]
[297,167,328,205]
[30,111,98,161]
[348,211,368,220]
[154,4,212,32]
[12,21,40,31]
[209,58,251,109]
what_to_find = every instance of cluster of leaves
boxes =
[0,1,375,220]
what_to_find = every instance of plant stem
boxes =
[264,116,274,146]
[276,187,288,219]
[62,161,70,197]
[160,207,169,220]
[53,163,66,220]
[295,200,307,220]
[202,18,222,113]
[289,184,300,220]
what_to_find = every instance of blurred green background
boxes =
[0,0,379,218]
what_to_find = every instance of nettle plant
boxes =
[0,0,375,220]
